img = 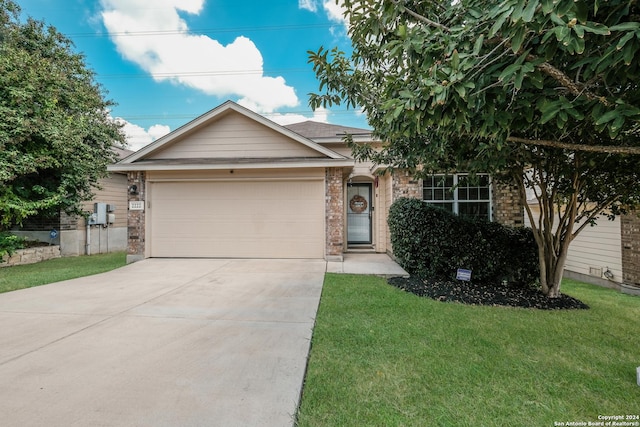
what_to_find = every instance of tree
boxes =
[0,0,125,229]
[308,0,640,297]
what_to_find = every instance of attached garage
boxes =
[148,178,325,258]
[110,101,354,262]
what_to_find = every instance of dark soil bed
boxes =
[22,241,51,248]
[388,276,589,310]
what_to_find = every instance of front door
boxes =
[347,183,372,244]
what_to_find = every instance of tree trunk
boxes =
[516,171,575,299]
[535,223,572,298]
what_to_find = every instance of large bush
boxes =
[388,198,539,286]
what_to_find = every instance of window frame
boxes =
[422,173,493,221]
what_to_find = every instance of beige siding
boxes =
[148,176,325,258]
[324,143,383,177]
[80,174,128,228]
[525,206,623,283]
[385,172,394,254]
[148,112,324,160]
[565,216,623,282]
[374,175,390,253]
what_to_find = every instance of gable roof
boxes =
[113,146,135,160]
[284,121,372,141]
[109,101,354,172]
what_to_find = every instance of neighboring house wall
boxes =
[622,212,640,287]
[66,173,128,256]
[12,173,128,256]
[525,205,624,288]
[564,216,623,289]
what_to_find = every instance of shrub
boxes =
[388,198,539,286]
[0,232,26,262]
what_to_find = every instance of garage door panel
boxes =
[150,181,325,258]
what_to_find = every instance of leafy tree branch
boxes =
[309,0,640,297]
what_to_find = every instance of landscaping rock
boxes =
[1,245,61,267]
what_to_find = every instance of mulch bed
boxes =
[388,276,589,310]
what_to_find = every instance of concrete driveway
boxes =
[0,258,326,427]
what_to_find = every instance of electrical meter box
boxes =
[91,202,108,225]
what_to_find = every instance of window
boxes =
[422,174,492,221]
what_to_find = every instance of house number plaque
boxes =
[349,195,367,213]
[129,201,144,211]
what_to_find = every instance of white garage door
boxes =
[149,180,325,258]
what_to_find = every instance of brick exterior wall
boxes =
[391,171,524,227]
[621,211,640,286]
[392,170,421,201]
[127,171,146,262]
[325,167,344,260]
[492,180,525,227]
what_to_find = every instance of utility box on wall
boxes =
[89,203,108,225]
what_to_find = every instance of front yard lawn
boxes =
[0,252,126,294]
[296,274,640,426]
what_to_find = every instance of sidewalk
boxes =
[326,253,409,277]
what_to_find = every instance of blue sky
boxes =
[18,0,368,151]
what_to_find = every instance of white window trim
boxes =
[422,173,493,221]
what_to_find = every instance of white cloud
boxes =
[323,0,347,25]
[116,119,171,151]
[100,0,299,113]
[299,1,348,34]
[298,0,317,12]
[268,107,330,126]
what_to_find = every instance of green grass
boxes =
[0,251,127,293]
[296,275,640,426]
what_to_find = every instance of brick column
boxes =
[622,212,640,286]
[492,180,524,227]
[127,171,146,263]
[325,167,344,261]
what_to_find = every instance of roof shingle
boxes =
[284,121,371,139]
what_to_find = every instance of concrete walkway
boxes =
[0,258,326,427]
[327,253,409,277]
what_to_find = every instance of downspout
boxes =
[86,223,91,255]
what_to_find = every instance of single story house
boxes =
[108,100,639,290]
[108,101,523,264]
